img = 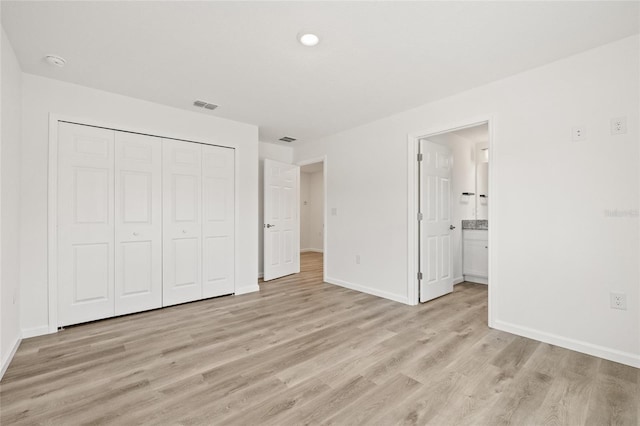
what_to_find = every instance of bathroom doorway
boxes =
[408,120,492,313]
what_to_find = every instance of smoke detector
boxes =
[279,136,297,143]
[193,100,218,110]
[45,55,66,67]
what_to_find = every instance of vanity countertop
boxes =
[462,220,488,230]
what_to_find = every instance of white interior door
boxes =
[420,139,454,302]
[58,123,115,326]
[202,145,235,298]
[263,159,300,281]
[163,139,202,306]
[114,131,162,315]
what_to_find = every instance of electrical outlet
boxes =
[611,117,627,135]
[331,208,337,216]
[572,126,587,142]
[610,292,627,310]
[355,255,361,264]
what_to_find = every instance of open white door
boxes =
[263,159,300,281]
[419,140,454,302]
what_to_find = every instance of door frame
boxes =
[47,113,240,334]
[296,156,328,282]
[406,115,495,327]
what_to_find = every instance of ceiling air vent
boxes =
[193,100,218,110]
[279,136,297,143]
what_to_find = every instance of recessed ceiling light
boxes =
[45,55,66,67]
[298,33,320,47]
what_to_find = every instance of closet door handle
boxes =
[132,232,139,236]
[182,229,187,234]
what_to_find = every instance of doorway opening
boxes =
[408,119,493,324]
[299,160,325,279]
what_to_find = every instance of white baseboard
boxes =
[325,276,409,305]
[464,275,488,285]
[235,284,260,295]
[258,272,264,279]
[300,248,323,253]
[0,335,21,381]
[21,325,51,338]
[494,319,640,368]
[453,276,465,285]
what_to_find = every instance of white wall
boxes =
[300,171,324,252]
[20,74,259,336]
[475,141,489,220]
[1,27,22,376]
[308,171,324,251]
[294,35,640,367]
[258,142,293,277]
[300,172,311,250]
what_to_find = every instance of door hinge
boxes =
[417,212,423,221]
[417,153,423,162]
[417,272,423,280]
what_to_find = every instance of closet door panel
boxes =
[202,145,235,297]
[58,123,115,326]
[114,132,162,315]
[163,139,203,306]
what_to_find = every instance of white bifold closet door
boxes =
[202,145,235,298]
[162,139,203,306]
[114,131,162,315]
[162,140,235,306]
[58,123,116,326]
[58,122,235,326]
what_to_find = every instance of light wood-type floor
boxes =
[1,252,638,425]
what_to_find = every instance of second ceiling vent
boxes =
[279,136,297,143]
[193,100,218,110]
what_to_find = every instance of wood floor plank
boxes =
[1,252,638,425]
[585,373,639,426]
[530,369,594,426]
[479,367,554,426]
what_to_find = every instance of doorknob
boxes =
[264,224,275,228]
[449,225,456,230]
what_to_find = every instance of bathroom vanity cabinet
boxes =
[462,228,488,284]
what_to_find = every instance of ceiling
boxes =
[3,2,638,145]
